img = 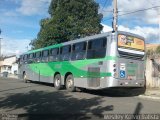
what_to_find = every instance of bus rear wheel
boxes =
[65,74,76,92]
[54,74,62,90]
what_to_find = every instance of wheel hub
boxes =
[55,78,60,86]
[67,79,73,88]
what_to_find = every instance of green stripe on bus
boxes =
[28,56,116,77]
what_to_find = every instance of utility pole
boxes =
[113,0,118,32]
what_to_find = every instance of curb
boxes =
[8,76,18,79]
[0,76,19,80]
[138,95,160,100]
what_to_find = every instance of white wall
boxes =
[0,56,18,74]
[146,58,160,88]
[11,63,18,74]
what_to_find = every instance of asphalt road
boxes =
[0,77,160,120]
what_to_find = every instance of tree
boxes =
[156,45,160,54]
[146,49,154,57]
[30,0,103,49]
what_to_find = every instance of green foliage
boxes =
[146,49,154,56]
[30,0,103,49]
[156,45,160,53]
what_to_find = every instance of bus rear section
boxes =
[108,32,146,88]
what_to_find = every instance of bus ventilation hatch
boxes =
[87,67,100,87]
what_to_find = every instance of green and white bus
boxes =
[19,31,146,91]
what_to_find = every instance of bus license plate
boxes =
[127,75,136,80]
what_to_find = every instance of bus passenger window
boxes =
[60,45,71,61]
[71,42,86,60]
[49,48,59,61]
[87,38,107,59]
[28,53,35,63]
[42,50,49,62]
[23,54,28,63]
[20,55,23,64]
[35,51,41,62]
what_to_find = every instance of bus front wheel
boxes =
[54,74,62,90]
[65,74,76,92]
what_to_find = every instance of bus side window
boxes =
[42,50,49,62]
[23,54,28,63]
[60,45,71,61]
[87,38,107,59]
[28,53,35,63]
[49,48,59,62]
[71,42,86,60]
[35,51,42,63]
[20,55,23,64]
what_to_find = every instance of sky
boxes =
[0,0,160,56]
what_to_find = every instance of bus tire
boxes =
[54,74,62,90]
[65,74,76,92]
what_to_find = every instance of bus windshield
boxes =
[118,34,145,56]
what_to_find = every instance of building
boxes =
[0,55,18,74]
[145,44,160,88]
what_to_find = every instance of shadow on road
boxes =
[0,90,113,120]
[131,102,143,120]
[28,81,146,97]
[82,87,146,97]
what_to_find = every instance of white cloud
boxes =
[118,0,160,24]
[101,24,112,33]
[101,0,160,25]
[1,36,31,56]
[16,0,51,16]
[102,24,159,43]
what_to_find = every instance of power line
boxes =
[100,0,109,12]
[118,6,160,17]
[102,17,112,22]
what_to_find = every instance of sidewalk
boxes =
[139,88,160,101]
[8,74,18,79]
